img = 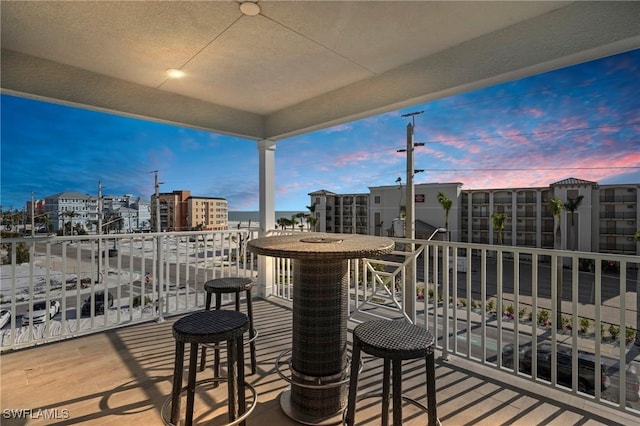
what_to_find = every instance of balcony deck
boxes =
[2,298,638,426]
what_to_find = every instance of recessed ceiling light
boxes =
[240,1,260,16]
[166,68,185,79]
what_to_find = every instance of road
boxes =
[407,254,639,327]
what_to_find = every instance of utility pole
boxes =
[30,192,35,238]
[97,181,103,284]
[152,170,165,321]
[399,110,423,323]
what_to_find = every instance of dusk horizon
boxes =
[2,49,639,212]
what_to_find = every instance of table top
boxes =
[247,233,394,260]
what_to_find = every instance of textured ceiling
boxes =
[1,1,639,141]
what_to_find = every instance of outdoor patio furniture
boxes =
[248,233,394,424]
[200,277,258,379]
[345,319,439,426]
[163,310,256,426]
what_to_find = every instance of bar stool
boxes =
[200,277,258,379]
[163,310,257,426]
[344,319,439,426]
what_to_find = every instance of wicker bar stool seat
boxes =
[163,310,257,426]
[344,319,439,426]
[200,277,258,379]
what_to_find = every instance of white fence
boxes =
[270,238,640,414]
[2,231,638,413]
[0,230,258,350]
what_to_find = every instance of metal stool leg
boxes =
[382,358,391,426]
[345,343,361,426]
[170,341,185,425]
[237,334,247,426]
[392,360,402,426]
[227,337,238,423]
[213,293,222,388]
[426,352,438,426]
[185,342,199,426]
[199,292,213,371]
[246,289,257,374]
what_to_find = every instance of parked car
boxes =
[21,301,60,326]
[0,309,11,328]
[502,343,610,394]
[81,291,114,316]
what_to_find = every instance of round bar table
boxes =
[247,233,394,425]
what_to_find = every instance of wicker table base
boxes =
[247,233,395,425]
[286,258,349,424]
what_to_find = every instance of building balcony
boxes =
[1,231,639,424]
[3,297,638,425]
[601,195,637,203]
[600,212,637,220]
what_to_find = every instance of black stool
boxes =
[164,310,256,426]
[345,319,439,426]
[200,277,258,378]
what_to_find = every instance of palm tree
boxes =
[437,192,452,239]
[563,195,584,251]
[550,199,564,248]
[491,213,506,245]
[550,198,564,330]
[277,217,292,230]
[290,215,298,231]
[306,204,317,231]
[61,210,78,236]
[295,212,306,231]
[308,216,318,232]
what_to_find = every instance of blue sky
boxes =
[1,49,639,212]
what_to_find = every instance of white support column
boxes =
[257,139,277,298]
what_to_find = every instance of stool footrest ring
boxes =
[341,392,441,426]
[161,377,258,426]
[275,349,362,390]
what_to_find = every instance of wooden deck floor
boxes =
[1,298,638,425]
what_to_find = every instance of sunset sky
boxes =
[1,49,639,212]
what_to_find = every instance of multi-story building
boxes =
[102,194,151,232]
[44,191,92,233]
[36,192,152,234]
[369,182,462,240]
[151,190,228,231]
[310,178,639,255]
[308,190,369,234]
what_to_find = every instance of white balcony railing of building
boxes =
[271,238,640,414]
[1,231,638,414]
[0,230,258,350]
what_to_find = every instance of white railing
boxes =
[2,230,638,413]
[269,237,640,414]
[0,229,258,351]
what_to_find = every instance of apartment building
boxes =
[151,190,228,231]
[309,178,639,255]
[369,183,462,240]
[44,191,92,233]
[308,190,368,234]
[38,192,151,233]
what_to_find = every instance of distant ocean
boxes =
[228,211,306,223]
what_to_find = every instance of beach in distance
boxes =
[228,211,306,223]
[228,211,307,230]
